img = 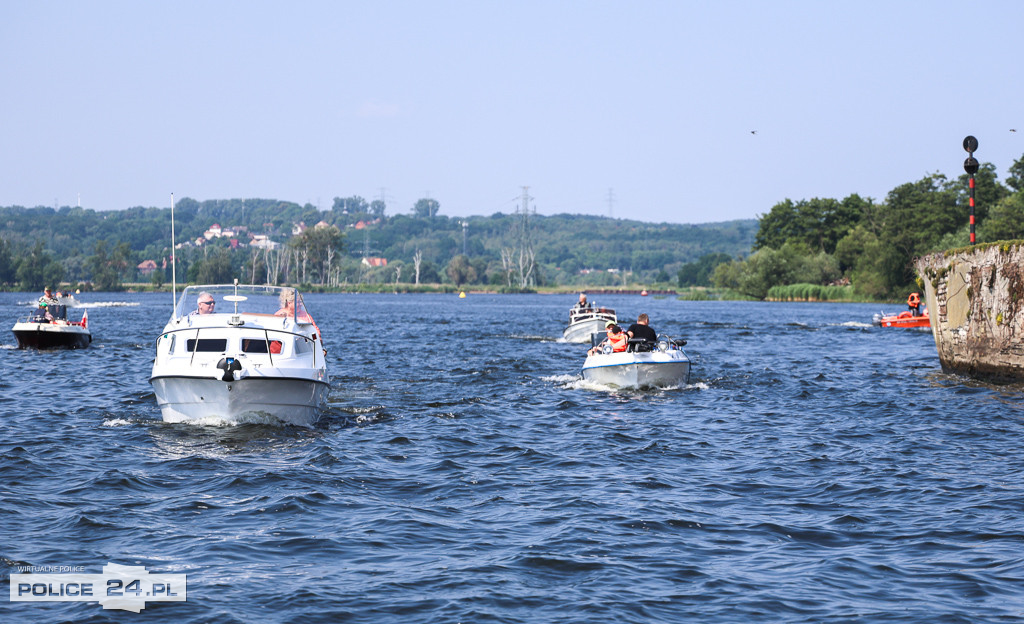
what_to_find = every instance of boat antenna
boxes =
[170,192,177,310]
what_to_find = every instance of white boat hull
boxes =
[149,284,330,427]
[581,350,691,388]
[563,318,609,343]
[152,376,329,426]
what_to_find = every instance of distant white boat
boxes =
[149,283,329,426]
[563,304,616,343]
[581,336,690,388]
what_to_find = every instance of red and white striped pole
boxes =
[963,135,979,244]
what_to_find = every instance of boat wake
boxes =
[544,373,707,393]
[163,412,307,428]
[76,301,141,308]
[510,333,561,342]
[102,418,134,427]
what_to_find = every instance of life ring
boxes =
[897,311,912,318]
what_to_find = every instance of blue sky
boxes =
[2,1,1022,224]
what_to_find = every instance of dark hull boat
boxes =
[12,306,91,349]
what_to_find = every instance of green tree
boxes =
[876,173,958,295]
[978,190,1024,242]
[1005,152,1024,193]
[445,255,477,286]
[678,252,733,287]
[754,195,866,254]
[194,248,235,284]
[289,225,345,285]
[413,198,440,218]
[89,239,130,291]
[0,238,17,285]
[16,241,51,290]
[150,267,165,288]
[952,161,1008,230]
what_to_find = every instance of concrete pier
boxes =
[916,242,1024,381]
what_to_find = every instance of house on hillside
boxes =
[204,223,223,239]
[137,260,158,276]
[250,234,280,250]
[361,257,388,267]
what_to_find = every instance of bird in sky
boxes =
[1011,129,1018,132]
[750,130,758,135]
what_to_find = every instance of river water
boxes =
[1,292,1022,623]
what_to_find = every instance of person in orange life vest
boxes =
[589,321,627,356]
[907,292,922,317]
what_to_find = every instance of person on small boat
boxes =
[588,321,628,356]
[626,313,658,351]
[38,287,59,307]
[191,292,216,315]
[31,301,54,322]
[907,292,923,317]
[572,293,592,313]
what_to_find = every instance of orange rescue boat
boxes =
[873,310,930,329]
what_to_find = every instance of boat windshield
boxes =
[171,284,313,322]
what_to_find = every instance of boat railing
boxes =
[568,307,616,324]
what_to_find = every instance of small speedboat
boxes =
[872,310,930,329]
[12,305,91,349]
[563,305,616,343]
[581,336,691,388]
[149,283,329,426]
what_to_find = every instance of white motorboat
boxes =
[581,336,691,389]
[149,283,330,426]
[562,304,616,343]
[12,304,91,349]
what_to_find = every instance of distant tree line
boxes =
[6,148,1022,297]
[0,195,756,291]
[674,152,1024,299]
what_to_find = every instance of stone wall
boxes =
[916,242,1024,380]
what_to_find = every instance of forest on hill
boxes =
[2,149,1022,298]
[711,152,1024,300]
[0,195,756,291]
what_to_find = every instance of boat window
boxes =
[295,338,312,354]
[186,338,227,352]
[241,339,283,354]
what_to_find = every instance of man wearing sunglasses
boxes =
[191,292,216,315]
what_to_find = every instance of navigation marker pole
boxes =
[963,136,979,244]
[170,193,177,308]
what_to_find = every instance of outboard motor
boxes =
[216,357,242,382]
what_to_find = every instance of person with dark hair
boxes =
[626,313,658,351]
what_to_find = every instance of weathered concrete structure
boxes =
[916,242,1024,381]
